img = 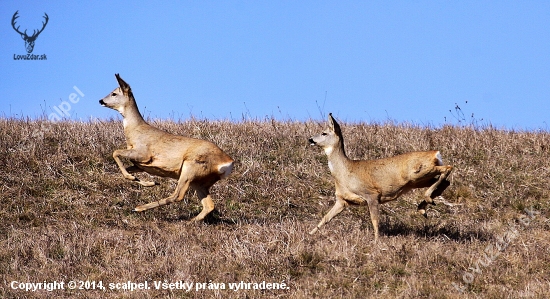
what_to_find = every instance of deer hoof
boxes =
[133,206,145,212]
[138,180,157,187]
[418,209,428,218]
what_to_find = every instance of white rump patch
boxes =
[435,151,443,166]
[218,162,234,179]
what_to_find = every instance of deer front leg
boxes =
[366,194,381,242]
[309,197,348,234]
[125,165,143,173]
[112,149,157,187]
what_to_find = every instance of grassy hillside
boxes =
[1,118,549,298]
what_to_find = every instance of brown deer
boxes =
[99,74,234,222]
[11,11,49,53]
[309,113,452,241]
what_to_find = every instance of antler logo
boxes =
[11,10,49,54]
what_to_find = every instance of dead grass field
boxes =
[1,117,549,298]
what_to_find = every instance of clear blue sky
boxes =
[1,1,549,130]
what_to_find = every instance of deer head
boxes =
[12,11,49,53]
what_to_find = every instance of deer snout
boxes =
[309,138,316,145]
[99,99,106,106]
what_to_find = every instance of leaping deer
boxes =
[99,74,234,222]
[11,11,49,53]
[309,114,452,241]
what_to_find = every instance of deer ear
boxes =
[328,113,342,136]
[115,73,131,95]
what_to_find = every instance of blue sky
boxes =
[1,1,549,130]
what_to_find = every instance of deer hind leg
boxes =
[418,165,453,217]
[309,197,348,234]
[113,149,157,187]
[133,163,192,212]
[189,188,215,222]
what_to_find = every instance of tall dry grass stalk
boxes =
[1,118,549,298]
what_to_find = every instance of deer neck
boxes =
[325,141,350,175]
[121,98,147,132]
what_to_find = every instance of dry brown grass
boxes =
[1,117,549,298]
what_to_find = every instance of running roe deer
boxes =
[99,74,234,222]
[309,114,452,241]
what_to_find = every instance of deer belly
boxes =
[134,161,182,179]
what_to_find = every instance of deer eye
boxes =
[111,92,117,96]
[321,132,327,136]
